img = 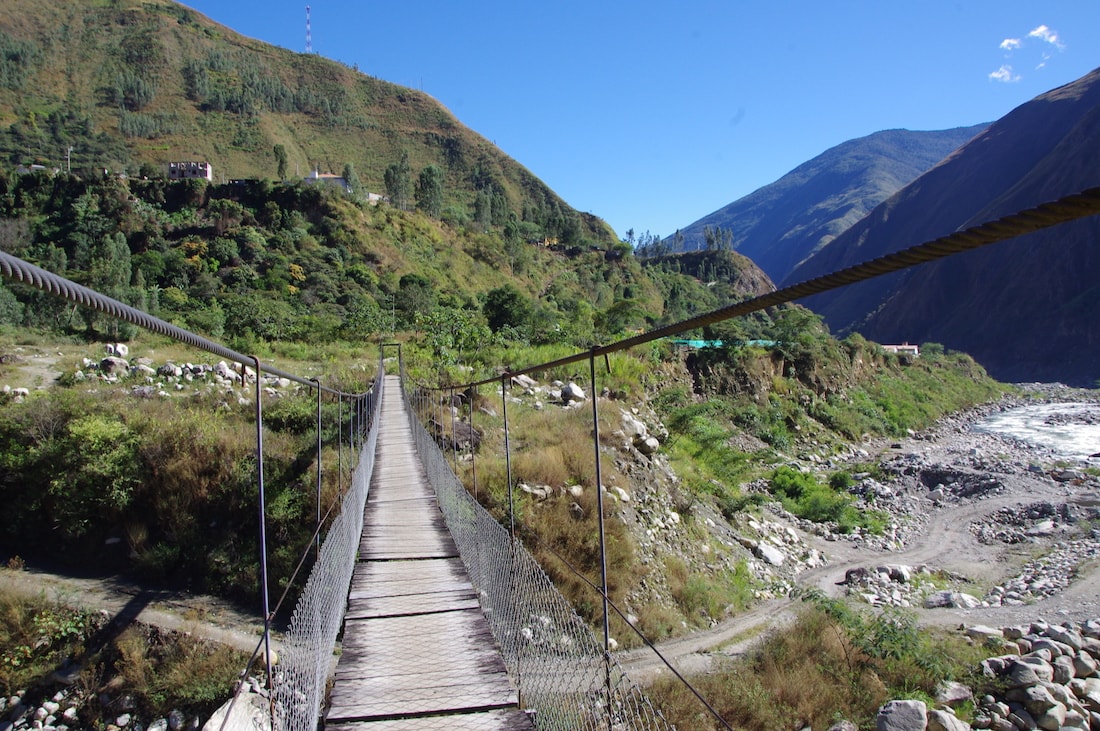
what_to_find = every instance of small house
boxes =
[168,161,213,181]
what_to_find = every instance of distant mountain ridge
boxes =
[666,126,986,282]
[787,67,1100,386]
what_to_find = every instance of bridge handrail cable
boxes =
[437,185,1100,391]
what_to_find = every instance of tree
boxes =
[273,144,288,179]
[703,225,733,252]
[394,273,435,329]
[384,151,412,210]
[415,165,444,218]
[82,232,133,338]
[474,191,491,233]
[483,284,532,334]
[342,162,361,195]
[416,305,491,363]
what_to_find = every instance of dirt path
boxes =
[0,565,271,655]
[621,416,1100,681]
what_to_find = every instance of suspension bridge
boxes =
[1,187,1099,730]
[324,375,529,728]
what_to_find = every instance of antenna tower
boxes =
[305,5,312,54]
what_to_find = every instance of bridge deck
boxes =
[326,376,532,730]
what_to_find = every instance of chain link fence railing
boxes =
[405,385,675,731]
[272,370,384,731]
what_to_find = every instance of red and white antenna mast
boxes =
[305,5,312,54]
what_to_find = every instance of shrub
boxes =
[768,466,877,534]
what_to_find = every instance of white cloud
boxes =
[1000,37,1021,51]
[989,65,1021,83]
[1028,25,1066,50]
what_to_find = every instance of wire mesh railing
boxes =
[271,372,383,730]
[404,380,675,730]
[0,249,386,731]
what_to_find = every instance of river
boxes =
[972,402,1100,462]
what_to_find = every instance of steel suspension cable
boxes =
[434,186,1100,392]
[0,250,354,396]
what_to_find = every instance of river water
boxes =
[972,402,1100,462]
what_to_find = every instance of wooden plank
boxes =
[330,670,514,702]
[354,557,466,577]
[326,708,534,731]
[345,597,481,620]
[349,576,473,596]
[326,687,518,722]
[331,664,510,691]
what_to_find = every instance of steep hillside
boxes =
[661,126,985,282]
[0,0,612,244]
[787,67,1100,385]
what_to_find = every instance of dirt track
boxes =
[0,564,269,655]
[620,414,1100,681]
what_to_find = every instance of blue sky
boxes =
[180,1,1100,240]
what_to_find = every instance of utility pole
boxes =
[306,5,312,54]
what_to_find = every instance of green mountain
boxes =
[0,0,790,353]
[662,126,986,283]
[0,0,610,245]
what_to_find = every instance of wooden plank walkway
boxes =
[326,376,533,730]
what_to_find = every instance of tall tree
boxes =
[415,165,444,218]
[483,284,532,334]
[273,144,288,179]
[342,162,361,194]
[384,151,412,210]
[474,191,491,233]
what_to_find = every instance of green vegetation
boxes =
[648,597,993,731]
[0,343,369,606]
[665,556,754,626]
[0,587,248,724]
[768,466,886,533]
[0,172,684,358]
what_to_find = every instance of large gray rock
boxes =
[966,626,1005,642]
[1006,656,1055,687]
[561,381,586,403]
[1053,654,1076,684]
[1074,649,1098,678]
[202,689,267,730]
[1070,677,1100,711]
[620,412,648,439]
[1046,625,1085,651]
[936,680,974,708]
[1008,684,1057,715]
[1007,706,1036,730]
[928,709,971,731]
[876,700,927,731]
[1035,702,1066,731]
[981,655,1019,677]
[924,590,981,609]
[1061,709,1089,730]
[754,542,785,567]
[100,356,130,375]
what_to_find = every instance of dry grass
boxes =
[649,607,888,730]
[649,601,990,730]
[109,624,248,719]
[664,557,754,627]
